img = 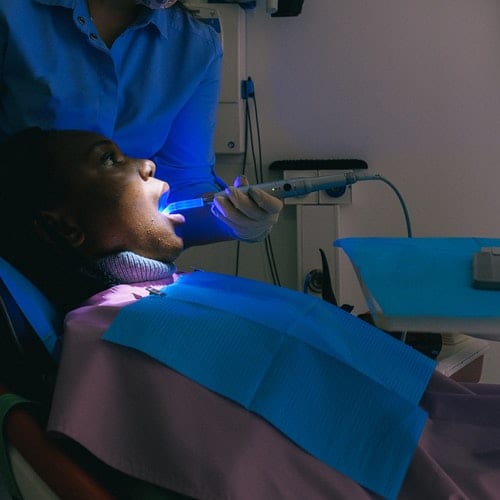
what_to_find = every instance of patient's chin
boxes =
[162,237,184,262]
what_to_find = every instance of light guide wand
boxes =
[162,170,365,214]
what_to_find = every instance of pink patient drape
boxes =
[47,281,500,499]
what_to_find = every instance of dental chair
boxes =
[0,256,118,499]
[0,257,194,500]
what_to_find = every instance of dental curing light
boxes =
[162,171,377,214]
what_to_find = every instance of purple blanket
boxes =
[47,281,500,499]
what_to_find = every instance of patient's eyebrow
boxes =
[86,139,115,156]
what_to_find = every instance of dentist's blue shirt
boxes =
[0,0,228,243]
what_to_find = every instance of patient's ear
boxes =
[36,210,85,248]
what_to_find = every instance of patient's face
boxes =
[49,131,184,263]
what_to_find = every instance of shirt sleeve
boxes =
[151,47,235,246]
[152,50,226,201]
[176,203,236,248]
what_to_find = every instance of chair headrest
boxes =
[0,257,61,361]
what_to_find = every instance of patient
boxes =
[1,128,500,500]
[0,127,185,313]
[0,127,279,314]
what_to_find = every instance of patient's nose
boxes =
[138,159,156,180]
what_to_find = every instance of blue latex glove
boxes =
[211,175,283,242]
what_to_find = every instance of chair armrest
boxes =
[0,383,115,500]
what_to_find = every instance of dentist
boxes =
[0,0,282,246]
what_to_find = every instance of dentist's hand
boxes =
[211,175,283,242]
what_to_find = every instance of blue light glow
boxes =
[161,198,206,214]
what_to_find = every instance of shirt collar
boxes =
[32,0,171,39]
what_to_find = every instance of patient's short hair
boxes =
[0,128,108,312]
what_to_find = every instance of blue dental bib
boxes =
[103,272,435,499]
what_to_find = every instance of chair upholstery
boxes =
[0,259,116,499]
[0,263,58,406]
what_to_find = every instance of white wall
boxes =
[178,0,500,382]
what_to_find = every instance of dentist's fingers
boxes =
[211,176,283,242]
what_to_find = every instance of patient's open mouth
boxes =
[158,189,170,213]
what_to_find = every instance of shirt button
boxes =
[89,33,99,41]
[77,16,86,25]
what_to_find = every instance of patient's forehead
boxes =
[49,130,109,162]
[47,130,116,186]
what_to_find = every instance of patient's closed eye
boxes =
[100,151,123,168]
